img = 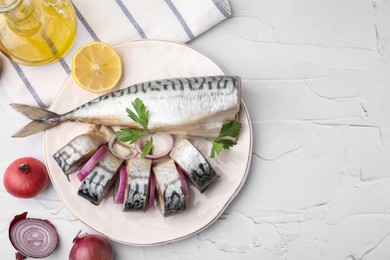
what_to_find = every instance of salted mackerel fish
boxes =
[11,76,241,138]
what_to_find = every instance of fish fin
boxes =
[12,121,58,137]
[10,103,61,137]
[10,103,58,120]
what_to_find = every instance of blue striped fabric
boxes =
[3,0,231,107]
[212,0,231,18]
[73,4,100,41]
[114,0,147,39]
[164,0,195,40]
[10,62,48,108]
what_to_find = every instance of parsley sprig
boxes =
[115,98,242,159]
[209,120,241,158]
[126,98,149,129]
[115,98,154,157]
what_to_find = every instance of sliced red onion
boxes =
[77,145,108,181]
[177,166,189,199]
[147,172,156,209]
[108,134,138,160]
[113,166,127,204]
[9,212,58,259]
[135,133,174,159]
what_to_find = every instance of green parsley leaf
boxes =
[126,98,149,129]
[214,139,237,149]
[140,136,153,158]
[115,99,156,157]
[218,120,241,138]
[210,142,223,158]
[210,139,237,158]
[115,128,148,144]
[208,120,241,158]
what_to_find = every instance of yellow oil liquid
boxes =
[0,0,77,66]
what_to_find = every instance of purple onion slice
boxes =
[135,132,174,159]
[9,212,58,259]
[108,134,138,160]
[77,145,108,181]
[113,165,128,204]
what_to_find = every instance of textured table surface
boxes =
[2,0,390,259]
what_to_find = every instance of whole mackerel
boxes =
[11,76,241,138]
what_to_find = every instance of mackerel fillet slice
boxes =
[170,138,219,193]
[153,159,186,217]
[52,125,113,177]
[123,158,152,212]
[77,150,123,205]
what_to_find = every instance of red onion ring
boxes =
[113,166,127,204]
[135,132,174,159]
[177,166,189,199]
[77,146,108,181]
[108,134,138,160]
[9,212,58,259]
[147,172,156,209]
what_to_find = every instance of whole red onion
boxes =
[69,232,113,260]
[3,157,49,198]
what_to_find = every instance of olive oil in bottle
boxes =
[0,0,77,66]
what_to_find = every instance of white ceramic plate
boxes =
[44,40,253,246]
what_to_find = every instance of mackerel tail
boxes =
[10,103,62,137]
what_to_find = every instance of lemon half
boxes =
[72,42,122,93]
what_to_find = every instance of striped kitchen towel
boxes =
[0,0,231,108]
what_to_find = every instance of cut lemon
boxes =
[72,42,122,93]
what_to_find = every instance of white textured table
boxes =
[2,0,390,259]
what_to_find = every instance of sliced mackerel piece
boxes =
[153,159,186,217]
[123,158,152,212]
[77,150,123,205]
[53,125,113,176]
[169,138,219,193]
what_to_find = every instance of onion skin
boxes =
[69,233,114,260]
[16,252,26,260]
[3,157,49,198]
